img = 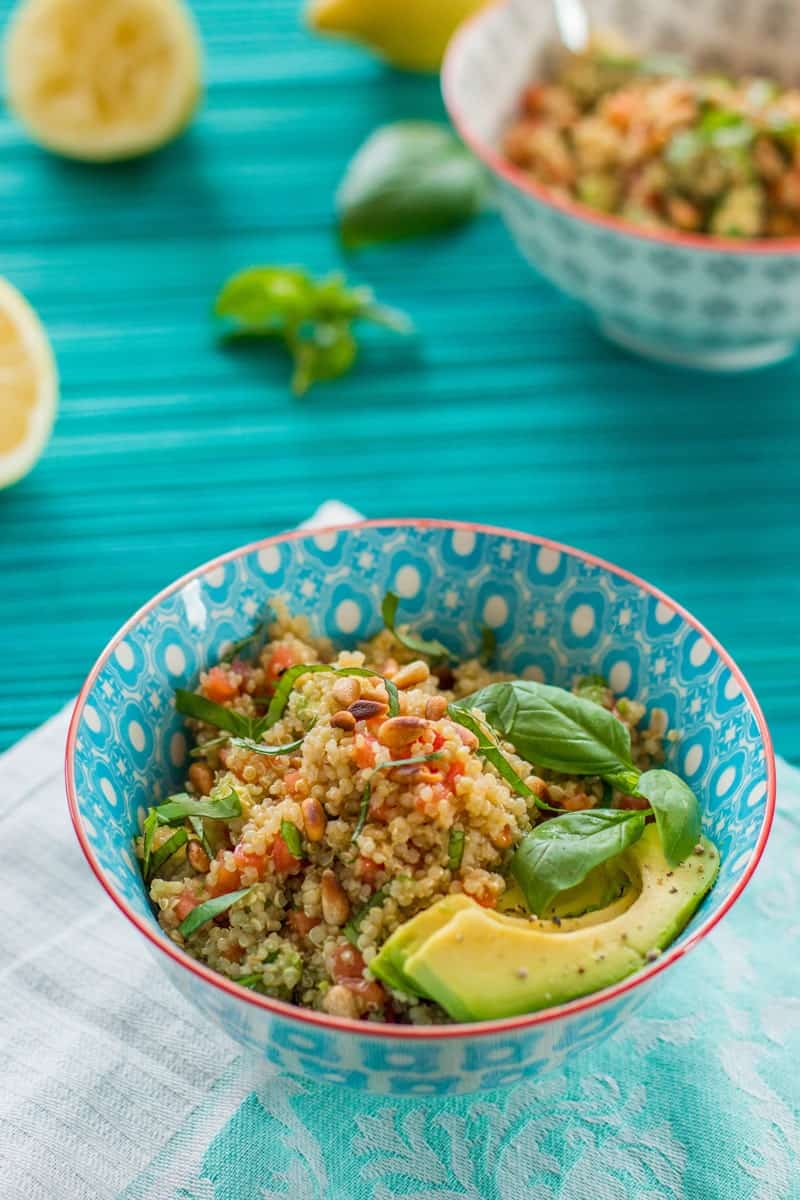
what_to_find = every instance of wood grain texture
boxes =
[0,0,798,757]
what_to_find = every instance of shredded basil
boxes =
[447,828,465,871]
[381,591,453,663]
[142,808,158,880]
[154,789,242,825]
[236,972,265,990]
[344,888,387,946]
[178,887,254,938]
[230,736,305,757]
[189,735,230,758]
[280,819,303,858]
[175,689,257,739]
[147,828,188,880]
[265,664,400,727]
[188,814,212,858]
[351,753,444,843]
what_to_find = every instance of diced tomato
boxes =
[273,832,302,875]
[233,843,268,878]
[204,666,239,704]
[474,889,497,910]
[356,856,381,886]
[208,852,241,897]
[288,911,321,937]
[353,735,377,770]
[432,732,446,752]
[331,943,366,982]
[284,770,304,796]
[265,643,298,688]
[444,761,466,792]
[175,890,199,922]
[341,977,386,1012]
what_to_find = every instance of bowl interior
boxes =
[448,0,800,150]
[69,521,771,996]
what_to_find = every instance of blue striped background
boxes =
[0,0,797,758]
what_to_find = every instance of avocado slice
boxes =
[372,826,719,1021]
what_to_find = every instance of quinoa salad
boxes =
[502,34,800,237]
[136,598,716,1025]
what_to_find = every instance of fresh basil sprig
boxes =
[266,664,400,726]
[230,736,305,757]
[280,819,303,859]
[382,591,453,662]
[510,809,647,916]
[447,828,465,871]
[175,689,260,740]
[178,888,254,939]
[153,790,242,825]
[147,828,188,880]
[337,122,489,249]
[352,752,443,843]
[215,265,411,396]
[455,681,640,791]
[635,769,701,867]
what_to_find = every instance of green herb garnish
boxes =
[178,888,254,938]
[220,620,271,664]
[344,888,387,946]
[635,769,701,867]
[175,689,259,740]
[236,972,265,991]
[447,828,465,871]
[352,753,443,843]
[215,265,411,396]
[147,827,188,880]
[510,809,647,915]
[279,819,303,859]
[142,808,158,880]
[229,736,305,757]
[446,704,555,809]
[266,664,400,727]
[189,735,230,758]
[337,121,489,249]
[188,814,213,858]
[153,789,242,825]
[382,591,453,663]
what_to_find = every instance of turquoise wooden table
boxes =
[0,0,798,760]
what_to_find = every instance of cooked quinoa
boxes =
[503,34,800,237]
[137,605,670,1024]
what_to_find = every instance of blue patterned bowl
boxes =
[443,0,800,372]
[66,520,774,1095]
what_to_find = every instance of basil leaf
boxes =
[344,888,387,946]
[155,789,242,825]
[189,735,230,758]
[455,681,638,785]
[337,122,489,249]
[510,810,646,915]
[142,808,158,880]
[178,887,254,938]
[280,819,303,859]
[446,704,556,809]
[381,592,453,662]
[188,814,212,858]
[236,972,266,991]
[289,320,357,397]
[635,769,701,866]
[448,828,465,871]
[215,266,316,331]
[265,664,399,727]
[147,828,188,880]
[229,736,305,757]
[175,689,255,739]
[352,752,443,843]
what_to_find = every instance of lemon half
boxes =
[0,278,58,490]
[4,0,203,162]
[308,0,488,73]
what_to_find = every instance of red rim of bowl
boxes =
[65,518,776,1041]
[442,0,800,257]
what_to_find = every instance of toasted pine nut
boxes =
[377,715,428,749]
[331,709,357,732]
[321,870,351,926]
[332,676,360,706]
[425,695,448,721]
[360,684,389,705]
[393,660,430,689]
[302,796,327,841]
[382,658,399,677]
[349,699,388,722]
[188,762,214,795]
[187,840,210,873]
[323,983,359,1019]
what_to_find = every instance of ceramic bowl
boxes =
[66,520,774,1095]
[443,0,800,371]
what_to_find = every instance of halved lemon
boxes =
[4,0,203,162]
[0,278,58,490]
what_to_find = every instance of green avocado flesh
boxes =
[370,826,719,1021]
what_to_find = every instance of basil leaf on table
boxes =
[510,809,646,915]
[635,768,701,866]
[456,680,640,788]
[382,591,453,662]
[178,888,254,938]
[337,121,490,249]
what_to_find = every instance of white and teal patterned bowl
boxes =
[66,520,774,1095]
[443,0,800,371]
